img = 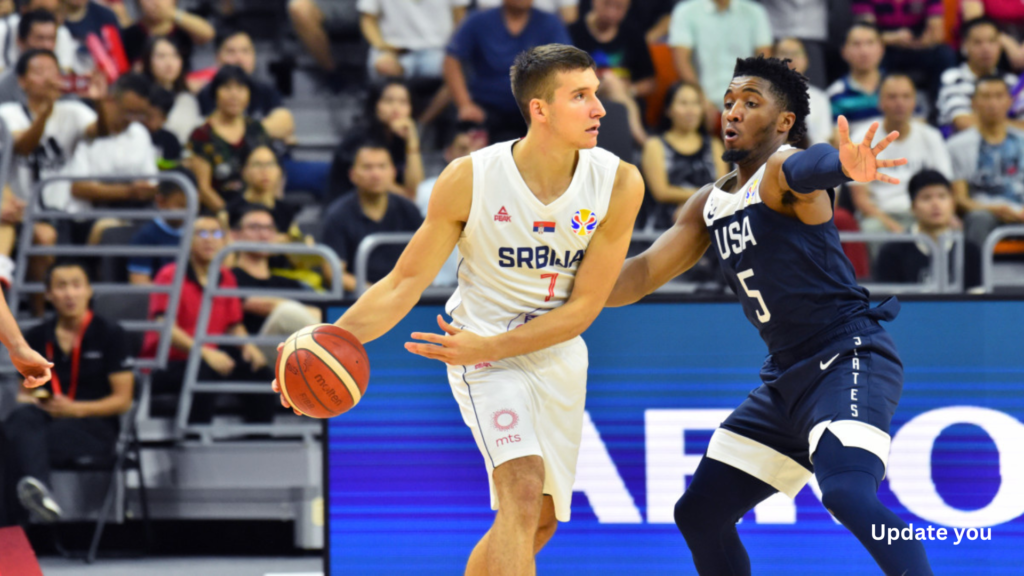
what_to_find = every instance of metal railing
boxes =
[837,230,964,294]
[353,232,457,298]
[0,115,12,193]
[176,242,344,442]
[7,172,199,372]
[982,224,1024,293]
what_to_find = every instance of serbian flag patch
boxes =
[532,221,556,234]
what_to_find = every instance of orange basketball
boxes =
[276,324,370,419]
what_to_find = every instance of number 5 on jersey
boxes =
[737,269,771,323]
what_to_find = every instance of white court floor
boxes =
[38,556,322,576]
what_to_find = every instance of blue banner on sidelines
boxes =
[326,301,1024,574]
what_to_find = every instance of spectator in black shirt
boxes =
[321,143,423,293]
[1,261,133,524]
[195,29,295,143]
[62,0,120,46]
[876,170,983,290]
[230,204,321,357]
[121,0,214,69]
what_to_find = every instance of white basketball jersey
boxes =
[445,140,620,337]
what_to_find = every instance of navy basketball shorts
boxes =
[706,322,903,498]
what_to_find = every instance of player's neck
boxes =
[734,141,783,187]
[979,120,1008,143]
[512,134,579,203]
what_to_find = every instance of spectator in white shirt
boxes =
[849,74,953,235]
[0,9,57,103]
[356,0,469,81]
[62,73,159,245]
[0,0,76,75]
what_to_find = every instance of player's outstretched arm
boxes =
[0,292,52,387]
[605,185,713,307]
[405,161,645,365]
[334,157,470,344]
[762,115,908,225]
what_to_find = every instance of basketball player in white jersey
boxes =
[272,44,643,575]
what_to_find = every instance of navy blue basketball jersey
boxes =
[704,146,869,354]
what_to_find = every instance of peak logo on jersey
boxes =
[492,408,519,432]
[532,221,556,234]
[494,206,511,223]
[571,209,598,236]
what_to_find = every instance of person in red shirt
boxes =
[145,212,276,423]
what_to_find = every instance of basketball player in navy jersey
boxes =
[608,56,933,575]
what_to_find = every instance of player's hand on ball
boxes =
[836,115,908,184]
[10,343,52,388]
[271,342,303,416]
[406,315,493,366]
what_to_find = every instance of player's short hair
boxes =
[15,47,57,77]
[510,44,596,126]
[45,259,91,289]
[908,169,951,203]
[17,8,56,42]
[732,55,810,144]
[962,16,1000,40]
[975,74,1010,95]
[845,22,881,44]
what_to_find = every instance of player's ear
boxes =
[530,97,548,124]
[777,110,795,134]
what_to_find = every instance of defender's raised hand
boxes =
[836,115,908,184]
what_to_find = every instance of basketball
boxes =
[276,324,370,419]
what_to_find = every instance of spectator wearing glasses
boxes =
[144,213,277,423]
[61,73,158,245]
[141,35,202,145]
[2,261,133,525]
[186,65,272,218]
[0,8,58,102]
[230,204,321,360]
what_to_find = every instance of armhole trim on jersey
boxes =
[462,152,483,241]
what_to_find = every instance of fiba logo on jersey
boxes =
[492,409,519,432]
[571,209,598,236]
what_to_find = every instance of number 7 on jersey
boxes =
[541,273,559,302]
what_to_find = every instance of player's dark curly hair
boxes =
[732,55,810,145]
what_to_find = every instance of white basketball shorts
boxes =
[446,336,588,522]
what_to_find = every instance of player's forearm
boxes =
[336,272,428,344]
[0,294,28,351]
[780,144,852,194]
[485,299,598,360]
[606,255,652,308]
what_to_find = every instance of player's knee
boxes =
[534,514,557,550]
[819,477,878,523]
[674,491,711,539]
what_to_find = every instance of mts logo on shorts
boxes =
[492,409,521,446]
